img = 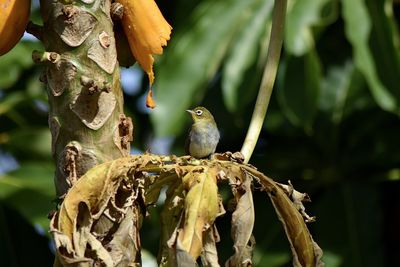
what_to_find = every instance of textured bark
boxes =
[38,0,138,265]
[39,0,132,196]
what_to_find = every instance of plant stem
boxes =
[240,0,287,163]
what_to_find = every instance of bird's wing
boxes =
[184,127,192,155]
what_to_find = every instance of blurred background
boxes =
[1,0,399,266]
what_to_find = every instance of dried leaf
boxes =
[177,168,219,259]
[52,157,149,266]
[145,173,177,205]
[221,161,324,267]
[251,171,320,267]
[117,0,172,85]
[226,175,255,267]
[313,239,325,267]
[176,239,197,267]
[159,180,185,266]
[200,225,221,267]
[51,153,323,266]
[104,206,142,267]
[269,188,318,267]
[57,159,133,241]
[277,181,316,223]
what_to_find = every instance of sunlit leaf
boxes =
[366,0,400,105]
[151,0,260,136]
[178,169,219,259]
[222,0,273,112]
[285,0,332,55]
[342,0,398,113]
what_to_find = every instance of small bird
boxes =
[186,106,220,159]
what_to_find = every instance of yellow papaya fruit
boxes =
[0,0,31,56]
[116,0,172,85]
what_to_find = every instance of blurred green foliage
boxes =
[1,0,400,266]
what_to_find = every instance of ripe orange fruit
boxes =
[0,0,31,56]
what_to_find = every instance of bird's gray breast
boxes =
[189,122,220,158]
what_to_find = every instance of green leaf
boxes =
[277,50,322,132]
[0,162,55,228]
[320,61,354,114]
[254,251,290,267]
[366,0,400,103]
[342,0,398,113]
[0,41,42,90]
[151,0,260,136]
[320,251,343,267]
[0,75,47,124]
[4,128,52,160]
[319,60,367,123]
[285,0,332,56]
[221,0,274,112]
[0,91,26,116]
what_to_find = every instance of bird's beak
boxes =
[186,110,194,114]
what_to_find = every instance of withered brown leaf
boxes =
[51,154,323,267]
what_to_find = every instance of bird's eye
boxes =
[195,110,203,116]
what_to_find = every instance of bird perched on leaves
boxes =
[186,106,220,159]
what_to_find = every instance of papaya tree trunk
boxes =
[37,0,139,265]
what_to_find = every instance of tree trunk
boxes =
[38,0,138,265]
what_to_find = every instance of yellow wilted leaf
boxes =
[177,168,219,259]
[117,0,172,85]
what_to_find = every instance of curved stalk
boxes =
[240,0,287,163]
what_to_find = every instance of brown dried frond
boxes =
[51,153,323,267]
